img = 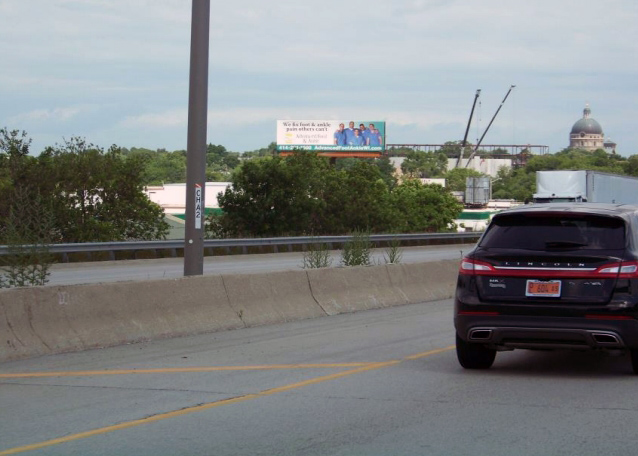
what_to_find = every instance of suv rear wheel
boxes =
[456,334,496,369]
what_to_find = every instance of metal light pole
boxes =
[184,0,210,276]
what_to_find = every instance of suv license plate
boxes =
[526,280,561,297]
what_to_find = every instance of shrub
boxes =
[341,230,372,267]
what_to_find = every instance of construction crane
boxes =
[455,89,481,168]
[464,85,516,168]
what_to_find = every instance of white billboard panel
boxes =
[276,120,385,152]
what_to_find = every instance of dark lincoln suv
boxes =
[454,203,638,373]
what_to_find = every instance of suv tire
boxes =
[456,334,496,369]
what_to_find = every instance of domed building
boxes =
[569,104,604,151]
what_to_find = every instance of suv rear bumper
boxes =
[455,314,638,350]
[465,326,624,350]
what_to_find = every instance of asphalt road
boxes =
[47,244,471,286]
[2,299,638,456]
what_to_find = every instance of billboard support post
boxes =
[184,0,210,277]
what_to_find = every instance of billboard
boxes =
[276,120,385,152]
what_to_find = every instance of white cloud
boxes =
[9,106,88,123]
[121,110,187,129]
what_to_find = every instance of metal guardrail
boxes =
[0,232,482,262]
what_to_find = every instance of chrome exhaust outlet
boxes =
[591,332,621,346]
[469,329,493,340]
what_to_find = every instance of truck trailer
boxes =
[533,170,638,204]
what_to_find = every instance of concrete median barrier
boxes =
[307,265,408,315]
[0,275,242,362]
[50,276,242,351]
[222,269,326,327]
[1,288,59,360]
[386,260,459,303]
[0,260,460,363]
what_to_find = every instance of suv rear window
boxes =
[480,213,626,250]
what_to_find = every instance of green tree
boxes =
[623,155,638,176]
[386,146,417,157]
[336,156,397,189]
[0,128,40,234]
[1,187,55,288]
[0,130,56,286]
[142,150,187,184]
[207,144,240,171]
[213,152,468,237]
[443,168,485,192]
[40,138,169,241]
[374,156,398,190]
[439,141,473,158]
[217,153,331,237]
[322,161,393,234]
[491,166,536,202]
[0,132,170,243]
[401,150,448,178]
[243,142,277,158]
[389,180,463,232]
[526,149,625,174]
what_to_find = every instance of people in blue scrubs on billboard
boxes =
[362,123,371,144]
[371,129,383,146]
[350,128,366,146]
[334,123,346,145]
[344,121,356,145]
[365,123,383,146]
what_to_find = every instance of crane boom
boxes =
[455,89,481,168]
[464,85,516,168]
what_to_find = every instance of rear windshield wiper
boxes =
[545,241,589,249]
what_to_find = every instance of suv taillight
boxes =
[459,258,496,275]
[596,261,638,278]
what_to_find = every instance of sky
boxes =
[1,0,637,156]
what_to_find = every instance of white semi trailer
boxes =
[533,170,638,204]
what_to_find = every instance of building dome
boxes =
[569,104,605,151]
[571,118,603,135]
[570,104,603,135]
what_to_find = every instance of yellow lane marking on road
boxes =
[0,346,454,456]
[0,363,375,379]
[403,345,456,360]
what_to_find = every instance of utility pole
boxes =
[184,0,210,276]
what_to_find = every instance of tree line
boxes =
[123,142,275,185]
[4,126,638,245]
[0,129,465,245]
